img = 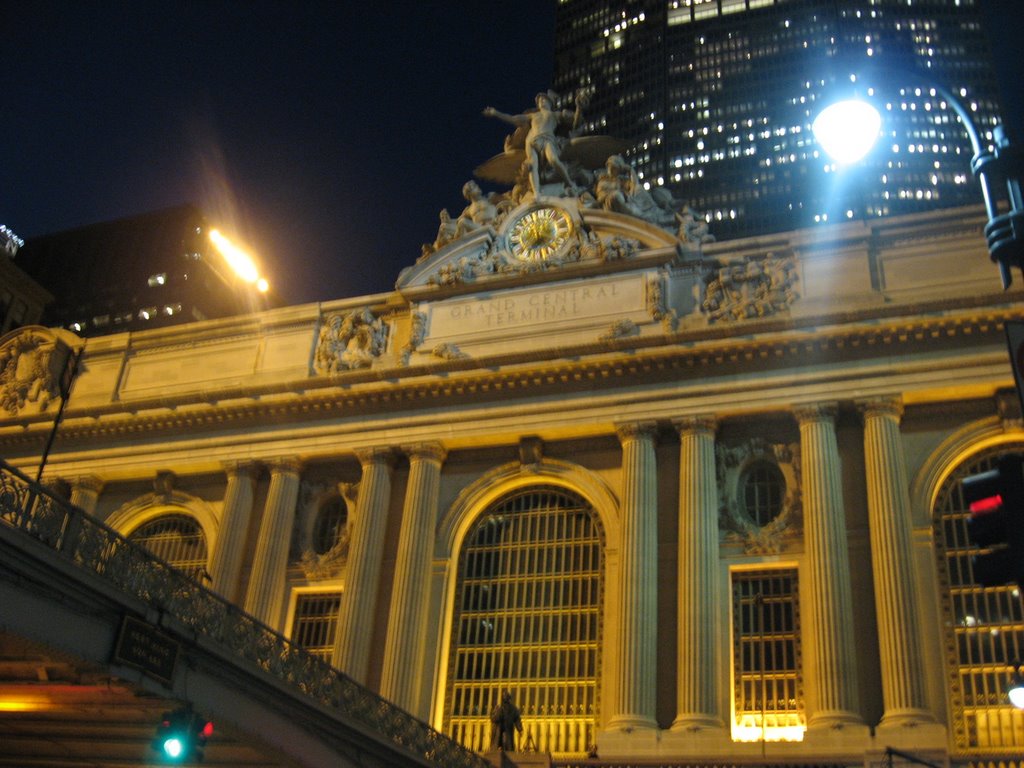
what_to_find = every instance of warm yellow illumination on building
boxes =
[731,718,807,742]
[0,696,51,712]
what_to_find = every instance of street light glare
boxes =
[209,228,260,284]
[812,99,882,165]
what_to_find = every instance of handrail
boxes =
[0,458,489,768]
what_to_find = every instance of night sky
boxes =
[4,1,1023,306]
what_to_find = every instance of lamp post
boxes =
[813,68,1023,288]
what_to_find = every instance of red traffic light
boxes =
[962,454,1024,586]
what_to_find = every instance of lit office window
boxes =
[445,486,603,756]
[127,514,207,577]
[934,447,1024,750]
[290,591,342,662]
[732,567,805,742]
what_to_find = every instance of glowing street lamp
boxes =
[208,229,270,293]
[812,97,882,166]
[813,68,1024,288]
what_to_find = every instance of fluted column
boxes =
[209,461,257,603]
[610,421,659,729]
[332,447,395,684]
[794,404,863,728]
[69,475,103,514]
[672,416,723,730]
[379,443,446,715]
[859,398,934,726]
[244,460,301,630]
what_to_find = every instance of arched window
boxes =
[933,446,1024,750]
[127,513,208,577]
[444,486,604,756]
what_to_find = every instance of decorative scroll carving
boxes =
[702,252,799,324]
[432,343,468,360]
[647,275,678,331]
[0,330,73,416]
[314,309,389,374]
[716,438,802,554]
[401,312,428,366]
[600,319,639,342]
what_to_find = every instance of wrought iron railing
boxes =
[0,458,490,768]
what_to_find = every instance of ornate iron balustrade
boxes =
[0,458,489,768]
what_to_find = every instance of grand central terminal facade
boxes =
[3,165,1024,766]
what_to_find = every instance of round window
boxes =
[313,497,347,555]
[741,460,786,527]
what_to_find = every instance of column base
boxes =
[669,714,725,732]
[872,719,947,752]
[804,715,871,754]
[598,719,660,757]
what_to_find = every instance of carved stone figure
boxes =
[678,206,715,244]
[454,180,507,236]
[490,690,523,752]
[483,92,584,200]
[314,309,388,374]
[594,154,680,228]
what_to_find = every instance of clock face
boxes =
[507,207,574,261]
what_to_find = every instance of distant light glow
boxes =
[812,99,882,164]
[209,229,259,283]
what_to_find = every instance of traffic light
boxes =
[962,454,1024,586]
[152,706,213,762]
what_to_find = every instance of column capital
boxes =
[615,420,659,443]
[856,396,903,422]
[69,474,104,494]
[266,458,303,476]
[402,442,447,464]
[354,446,397,468]
[793,402,838,425]
[672,415,718,437]
[221,459,259,478]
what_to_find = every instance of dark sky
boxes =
[4,1,1022,306]
[4,1,554,305]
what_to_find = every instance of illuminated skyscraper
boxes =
[553,0,1002,239]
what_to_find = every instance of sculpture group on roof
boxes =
[421,88,714,258]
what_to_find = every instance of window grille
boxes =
[445,486,603,756]
[290,591,342,662]
[934,447,1024,750]
[742,460,786,527]
[127,514,207,577]
[731,567,805,741]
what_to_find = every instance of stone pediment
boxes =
[396,198,683,298]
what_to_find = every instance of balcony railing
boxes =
[0,458,490,768]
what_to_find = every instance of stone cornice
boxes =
[1,305,1019,450]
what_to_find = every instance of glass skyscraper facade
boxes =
[553,0,1002,240]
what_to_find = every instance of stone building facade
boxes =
[2,200,1023,765]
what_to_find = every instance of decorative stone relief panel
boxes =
[716,438,802,553]
[702,251,800,324]
[0,329,76,416]
[314,309,389,375]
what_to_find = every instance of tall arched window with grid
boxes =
[934,445,1024,752]
[444,486,604,757]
